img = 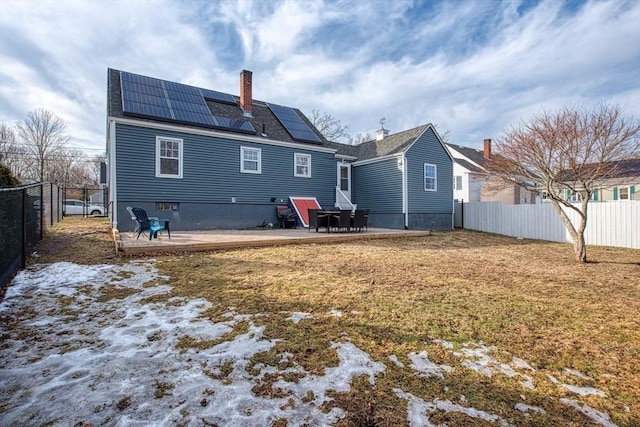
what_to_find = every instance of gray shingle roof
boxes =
[455,158,483,173]
[325,125,430,161]
[446,143,488,168]
[108,69,440,163]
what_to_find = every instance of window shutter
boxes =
[613,187,618,200]
[631,186,636,195]
[593,190,598,201]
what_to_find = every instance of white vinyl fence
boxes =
[461,201,640,249]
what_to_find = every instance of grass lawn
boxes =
[21,218,640,425]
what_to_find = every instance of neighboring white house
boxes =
[447,139,538,204]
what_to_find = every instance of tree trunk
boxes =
[573,234,587,263]
[549,200,588,263]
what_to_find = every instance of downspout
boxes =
[108,120,117,228]
[402,154,408,229]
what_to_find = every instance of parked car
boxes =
[63,199,104,216]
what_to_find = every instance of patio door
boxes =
[337,163,351,201]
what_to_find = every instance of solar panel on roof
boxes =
[200,88,237,105]
[267,103,322,144]
[210,116,256,133]
[119,71,255,135]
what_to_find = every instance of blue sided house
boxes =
[106,69,453,232]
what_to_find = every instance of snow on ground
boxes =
[0,263,381,426]
[453,343,535,389]
[560,399,618,427]
[407,351,452,379]
[0,261,618,426]
[394,389,511,427]
[286,312,314,324]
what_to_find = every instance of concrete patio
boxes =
[116,227,433,254]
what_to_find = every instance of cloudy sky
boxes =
[1,0,639,157]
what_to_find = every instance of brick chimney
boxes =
[483,138,491,158]
[240,70,252,116]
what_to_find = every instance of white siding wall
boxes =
[462,201,640,249]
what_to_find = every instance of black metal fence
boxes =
[0,183,63,287]
[62,186,109,217]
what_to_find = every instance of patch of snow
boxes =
[286,312,314,324]
[563,384,607,397]
[515,403,546,414]
[330,308,343,317]
[560,398,618,427]
[431,338,454,349]
[408,351,453,379]
[394,389,511,427]
[513,357,536,371]
[454,343,535,389]
[389,354,404,368]
[563,368,592,381]
[274,341,386,410]
[547,374,606,397]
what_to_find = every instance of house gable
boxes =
[406,126,453,214]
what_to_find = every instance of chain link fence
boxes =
[1,183,63,287]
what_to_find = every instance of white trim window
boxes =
[424,163,437,191]
[156,136,183,178]
[294,153,311,178]
[240,146,261,174]
[619,187,629,200]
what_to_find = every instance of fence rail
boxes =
[458,201,640,249]
[0,183,63,287]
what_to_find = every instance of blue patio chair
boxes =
[131,207,165,240]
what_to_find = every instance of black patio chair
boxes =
[131,207,166,240]
[308,208,328,232]
[333,209,352,232]
[126,206,145,237]
[352,209,367,233]
[276,205,297,229]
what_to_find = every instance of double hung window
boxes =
[241,146,261,174]
[294,153,311,177]
[156,137,183,178]
[424,164,437,191]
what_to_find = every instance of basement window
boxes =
[156,202,179,211]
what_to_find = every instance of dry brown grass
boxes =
[156,232,640,426]
[28,217,120,266]
[22,220,640,425]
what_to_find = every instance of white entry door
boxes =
[337,163,351,201]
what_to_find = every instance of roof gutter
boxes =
[108,116,337,154]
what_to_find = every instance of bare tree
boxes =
[89,152,107,184]
[49,148,88,188]
[310,110,350,141]
[487,103,640,262]
[0,122,29,181]
[16,109,70,183]
[349,133,373,145]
